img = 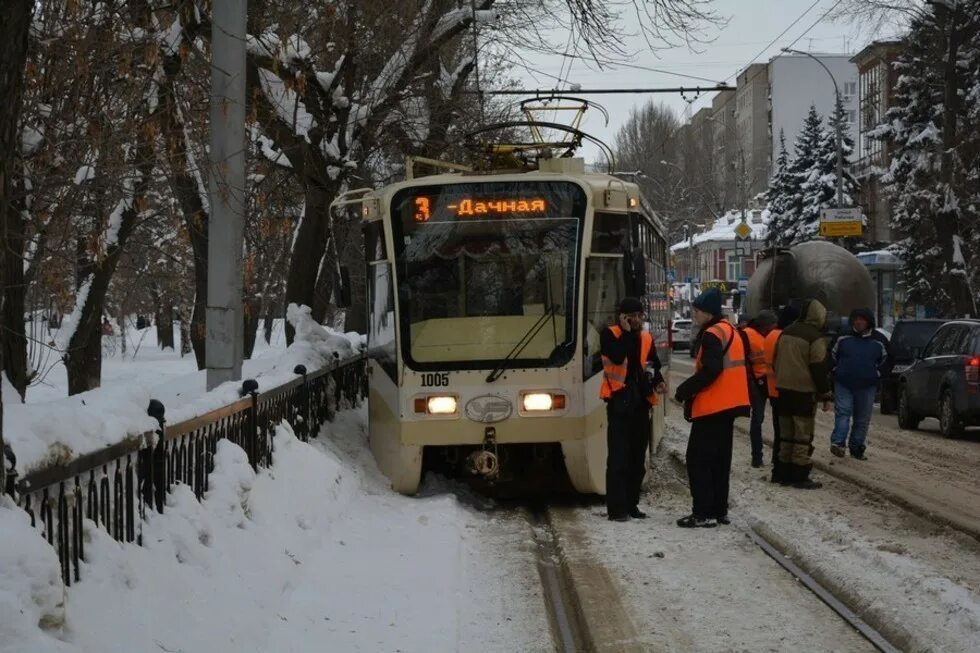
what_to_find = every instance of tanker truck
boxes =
[744,240,876,330]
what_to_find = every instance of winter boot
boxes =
[676,514,718,528]
[830,444,845,458]
[850,445,867,460]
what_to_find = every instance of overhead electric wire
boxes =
[782,0,847,53]
[726,0,823,82]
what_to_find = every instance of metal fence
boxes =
[6,354,367,586]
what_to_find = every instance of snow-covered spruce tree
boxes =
[874,2,980,316]
[781,105,824,245]
[763,130,794,247]
[801,96,861,249]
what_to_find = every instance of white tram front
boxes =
[359,157,670,494]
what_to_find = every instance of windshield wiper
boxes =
[486,304,558,383]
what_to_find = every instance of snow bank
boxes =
[0,498,75,653]
[63,423,357,653]
[5,383,158,476]
[9,306,363,477]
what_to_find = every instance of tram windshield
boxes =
[391,181,586,369]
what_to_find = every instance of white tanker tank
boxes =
[744,241,875,329]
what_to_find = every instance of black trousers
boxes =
[606,406,651,516]
[769,396,782,465]
[686,412,735,519]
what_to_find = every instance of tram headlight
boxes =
[426,395,458,415]
[522,392,566,412]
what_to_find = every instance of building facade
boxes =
[851,40,903,243]
[680,53,860,220]
[669,209,769,284]
[711,91,738,212]
[735,63,770,199]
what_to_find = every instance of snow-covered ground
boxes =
[7,312,363,475]
[657,408,980,652]
[2,406,551,653]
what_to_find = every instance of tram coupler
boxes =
[466,427,500,480]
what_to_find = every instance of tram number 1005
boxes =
[420,372,450,387]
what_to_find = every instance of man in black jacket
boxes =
[600,297,665,522]
[673,288,751,528]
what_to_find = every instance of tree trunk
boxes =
[285,184,336,342]
[338,213,367,335]
[0,0,34,485]
[263,311,274,345]
[937,7,975,317]
[178,305,193,357]
[156,302,175,350]
[65,139,154,395]
[243,298,260,360]
[311,245,334,324]
[2,198,28,397]
[118,306,127,359]
[160,53,209,368]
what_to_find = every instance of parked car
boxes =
[880,319,945,414]
[898,320,980,437]
[671,319,693,351]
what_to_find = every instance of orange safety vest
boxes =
[742,326,767,381]
[691,320,750,418]
[599,326,659,406]
[763,328,782,399]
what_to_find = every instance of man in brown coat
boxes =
[772,299,833,489]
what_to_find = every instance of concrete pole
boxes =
[206,0,247,390]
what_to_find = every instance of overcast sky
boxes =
[506,0,900,163]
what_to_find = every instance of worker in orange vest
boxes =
[764,305,801,477]
[673,288,751,528]
[740,310,778,468]
[600,297,665,522]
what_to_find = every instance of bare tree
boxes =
[0,0,33,488]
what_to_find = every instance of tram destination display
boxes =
[396,181,586,225]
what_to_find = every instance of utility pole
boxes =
[206,0,247,390]
[782,48,844,207]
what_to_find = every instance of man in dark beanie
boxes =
[600,296,665,521]
[673,288,751,528]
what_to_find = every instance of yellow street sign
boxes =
[734,221,751,239]
[819,221,863,237]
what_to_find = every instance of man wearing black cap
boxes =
[600,296,666,522]
[673,288,751,528]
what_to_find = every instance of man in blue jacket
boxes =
[830,308,889,460]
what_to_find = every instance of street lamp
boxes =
[781,47,844,208]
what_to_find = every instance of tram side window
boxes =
[591,212,629,253]
[584,256,627,380]
[368,262,397,381]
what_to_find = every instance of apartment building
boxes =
[851,40,903,243]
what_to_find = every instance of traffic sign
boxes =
[737,276,749,291]
[734,221,752,240]
[820,207,863,237]
[820,207,862,221]
[820,221,863,237]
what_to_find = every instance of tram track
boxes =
[527,505,593,653]
[667,361,980,541]
[661,447,904,653]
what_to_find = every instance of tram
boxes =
[350,112,671,494]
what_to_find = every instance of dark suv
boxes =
[898,320,980,437]
[880,319,945,414]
